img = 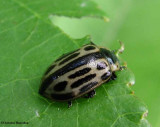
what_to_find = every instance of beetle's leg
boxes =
[104,72,117,84]
[111,72,117,80]
[84,89,96,98]
[68,101,72,108]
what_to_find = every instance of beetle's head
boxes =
[100,41,126,72]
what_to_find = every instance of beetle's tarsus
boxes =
[84,89,96,98]
[68,101,72,108]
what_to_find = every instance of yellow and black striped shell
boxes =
[39,42,120,101]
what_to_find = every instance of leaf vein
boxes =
[76,100,79,127]
[20,32,63,61]
[0,16,35,34]
[12,0,41,18]
[102,86,120,116]
[22,18,39,44]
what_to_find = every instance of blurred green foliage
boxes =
[52,0,160,126]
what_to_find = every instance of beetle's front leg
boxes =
[111,72,117,80]
[84,89,96,98]
[104,72,117,84]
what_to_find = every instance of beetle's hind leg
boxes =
[68,101,72,108]
[84,89,96,98]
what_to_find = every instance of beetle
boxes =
[39,41,126,107]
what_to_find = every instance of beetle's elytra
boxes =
[39,42,126,107]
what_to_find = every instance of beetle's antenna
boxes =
[115,41,124,56]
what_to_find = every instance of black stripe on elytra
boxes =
[54,81,68,91]
[79,81,98,94]
[84,46,96,51]
[71,74,96,88]
[44,64,56,75]
[39,52,104,93]
[59,52,80,65]
[101,71,111,80]
[55,49,79,62]
[51,92,74,100]
[97,62,107,70]
[68,67,91,79]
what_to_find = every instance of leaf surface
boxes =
[0,0,150,127]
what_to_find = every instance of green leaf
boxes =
[0,0,150,127]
